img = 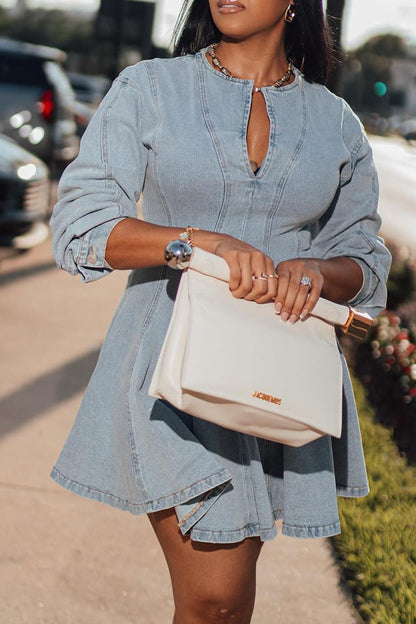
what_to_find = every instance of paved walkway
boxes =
[0,240,360,623]
[370,135,416,252]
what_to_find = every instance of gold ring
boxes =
[261,272,278,279]
[252,275,268,281]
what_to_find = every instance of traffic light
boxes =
[374,81,388,97]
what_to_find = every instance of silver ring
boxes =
[252,275,268,282]
[300,275,312,288]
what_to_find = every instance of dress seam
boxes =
[283,519,340,531]
[264,80,307,255]
[238,433,252,525]
[190,522,277,535]
[196,53,232,233]
[282,519,341,539]
[188,524,278,544]
[125,269,166,494]
[143,62,173,226]
[336,484,369,497]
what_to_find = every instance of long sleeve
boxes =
[308,102,391,318]
[50,71,148,282]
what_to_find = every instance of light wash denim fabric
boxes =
[49,47,391,542]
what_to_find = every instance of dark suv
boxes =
[0,38,79,166]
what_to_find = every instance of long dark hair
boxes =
[173,1,334,85]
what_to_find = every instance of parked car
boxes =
[398,118,416,143]
[0,38,79,166]
[0,133,50,249]
[73,100,96,138]
[68,71,110,106]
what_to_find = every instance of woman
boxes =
[50,0,391,621]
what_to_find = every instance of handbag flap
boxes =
[181,267,343,438]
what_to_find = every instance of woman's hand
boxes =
[211,235,278,304]
[274,258,324,323]
[210,235,325,319]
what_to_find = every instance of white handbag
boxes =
[149,248,372,447]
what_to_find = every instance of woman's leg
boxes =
[148,508,264,624]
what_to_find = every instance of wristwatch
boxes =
[164,226,199,270]
[164,239,193,270]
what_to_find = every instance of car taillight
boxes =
[39,89,55,122]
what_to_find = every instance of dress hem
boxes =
[50,468,366,542]
[281,519,342,539]
[186,522,279,544]
[50,466,232,515]
[336,484,370,497]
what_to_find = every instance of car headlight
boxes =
[17,163,38,181]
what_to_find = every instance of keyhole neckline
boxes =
[199,46,302,93]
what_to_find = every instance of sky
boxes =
[1,0,416,50]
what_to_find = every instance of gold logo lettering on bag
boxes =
[252,391,282,405]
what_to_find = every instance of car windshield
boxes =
[0,54,48,87]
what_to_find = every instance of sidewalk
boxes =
[370,135,416,252]
[0,241,360,623]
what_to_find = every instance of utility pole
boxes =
[96,0,156,79]
[12,0,27,17]
[110,0,128,80]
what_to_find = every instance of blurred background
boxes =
[0,2,415,623]
[0,0,416,249]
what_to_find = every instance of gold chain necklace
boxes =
[207,43,294,93]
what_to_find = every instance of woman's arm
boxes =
[318,256,364,303]
[273,106,391,324]
[104,217,220,269]
[50,73,148,283]
[105,217,281,305]
[106,216,362,324]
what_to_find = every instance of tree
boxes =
[326,0,346,94]
[357,33,408,58]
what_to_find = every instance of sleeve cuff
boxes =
[76,217,126,282]
[347,259,366,306]
[347,257,386,318]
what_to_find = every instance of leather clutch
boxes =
[149,248,372,447]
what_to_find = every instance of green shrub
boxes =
[369,312,416,410]
[332,377,416,624]
[347,242,416,460]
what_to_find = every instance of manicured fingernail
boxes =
[275,302,282,314]
[300,308,308,320]
[281,311,289,322]
[289,314,297,325]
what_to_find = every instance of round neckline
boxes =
[198,45,301,92]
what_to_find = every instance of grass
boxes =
[331,376,416,624]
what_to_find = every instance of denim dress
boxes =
[50,47,391,543]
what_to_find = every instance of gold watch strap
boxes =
[340,307,373,341]
[179,226,200,248]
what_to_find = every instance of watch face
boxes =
[165,239,193,269]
